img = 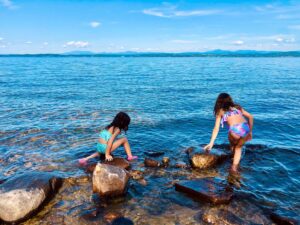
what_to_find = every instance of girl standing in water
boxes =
[204,93,253,173]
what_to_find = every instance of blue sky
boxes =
[1,0,300,53]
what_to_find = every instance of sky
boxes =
[0,0,300,54]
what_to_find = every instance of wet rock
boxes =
[162,157,170,167]
[185,147,195,155]
[104,211,122,223]
[144,158,160,167]
[86,162,97,173]
[189,149,229,169]
[93,163,130,197]
[138,179,147,186]
[175,178,233,204]
[201,208,245,224]
[129,170,144,180]
[103,157,131,170]
[0,172,63,223]
[145,151,165,157]
[190,153,218,169]
[270,212,298,225]
[174,161,188,169]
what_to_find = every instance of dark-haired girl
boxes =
[204,93,253,173]
[79,112,137,165]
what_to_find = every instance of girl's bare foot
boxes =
[127,156,138,161]
[78,158,88,166]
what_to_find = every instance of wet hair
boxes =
[106,112,131,132]
[213,93,241,116]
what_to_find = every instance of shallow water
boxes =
[0,56,299,224]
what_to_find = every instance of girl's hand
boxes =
[105,154,113,161]
[204,143,213,151]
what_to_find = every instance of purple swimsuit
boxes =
[221,108,250,138]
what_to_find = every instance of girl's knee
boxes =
[121,137,128,143]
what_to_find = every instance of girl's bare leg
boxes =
[231,138,245,172]
[110,137,133,157]
[228,133,238,153]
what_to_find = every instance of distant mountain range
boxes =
[1,50,300,57]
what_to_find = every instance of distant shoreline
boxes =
[1,54,300,57]
[1,50,300,57]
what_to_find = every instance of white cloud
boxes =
[0,45,6,48]
[0,37,3,41]
[232,40,244,45]
[288,25,300,30]
[90,21,101,28]
[171,39,196,44]
[43,42,49,45]
[274,37,295,43]
[142,4,221,18]
[0,0,16,9]
[25,41,32,44]
[63,41,90,48]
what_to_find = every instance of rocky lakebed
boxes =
[0,146,298,225]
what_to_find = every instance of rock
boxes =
[104,211,122,223]
[103,157,131,170]
[175,161,188,169]
[201,208,245,224]
[189,149,229,169]
[162,157,170,165]
[129,170,144,180]
[190,153,218,169]
[144,158,160,167]
[185,147,195,155]
[138,179,147,186]
[85,162,97,173]
[145,151,165,157]
[175,178,233,204]
[92,163,130,197]
[270,212,298,225]
[0,172,63,223]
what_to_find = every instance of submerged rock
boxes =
[174,161,189,169]
[270,212,298,225]
[104,211,123,223]
[92,163,130,197]
[145,151,165,157]
[175,178,233,204]
[0,172,62,223]
[144,158,160,167]
[201,208,245,224]
[129,170,144,180]
[162,157,170,167]
[103,157,131,170]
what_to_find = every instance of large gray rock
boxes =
[0,172,62,223]
[92,163,130,197]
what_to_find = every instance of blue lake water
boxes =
[0,56,299,224]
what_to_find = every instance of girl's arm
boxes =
[204,113,222,151]
[105,127,121,161]
[242,108,253,140]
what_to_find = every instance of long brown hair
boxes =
[106,112,131,132]
[213,93,241,116]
